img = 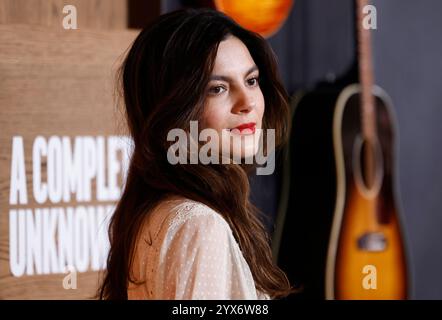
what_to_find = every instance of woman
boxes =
[98,8,295,300]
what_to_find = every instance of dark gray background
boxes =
[162,0,442,299]
[371,0,442,300]
[272,0,442,300]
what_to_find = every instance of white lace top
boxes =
[127,196,270,300]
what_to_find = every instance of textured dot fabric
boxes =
[127,196,270,300]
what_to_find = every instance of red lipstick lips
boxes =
[231,122,256,134]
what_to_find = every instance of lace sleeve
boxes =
[159,202,260,300]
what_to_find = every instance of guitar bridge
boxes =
[357,232,388,252]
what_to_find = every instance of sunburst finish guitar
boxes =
[274,0,409,299]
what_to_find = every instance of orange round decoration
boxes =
[214,0,294,38]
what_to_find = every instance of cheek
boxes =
[257,93,265,123]
[201,103,227,131]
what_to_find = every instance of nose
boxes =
[231,89,256,115]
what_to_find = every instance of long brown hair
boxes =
[98,8,296,299]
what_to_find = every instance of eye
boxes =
[208,85,226,95]
[247,76,260,86]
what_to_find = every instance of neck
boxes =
[356,0,376,141]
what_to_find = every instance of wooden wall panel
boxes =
[0,24,137,299]
[0,0,127,29]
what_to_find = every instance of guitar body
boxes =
[275,82,409,299]
[326,84,408,299]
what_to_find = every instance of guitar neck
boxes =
[356,0,376,141]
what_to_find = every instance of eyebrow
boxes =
[209,65,259,82]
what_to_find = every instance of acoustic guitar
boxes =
[274,0,409,299]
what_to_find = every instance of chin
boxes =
[231,130,262,160]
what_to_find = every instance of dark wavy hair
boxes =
[98,8,295,299]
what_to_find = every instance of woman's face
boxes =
[201,35,265,160]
